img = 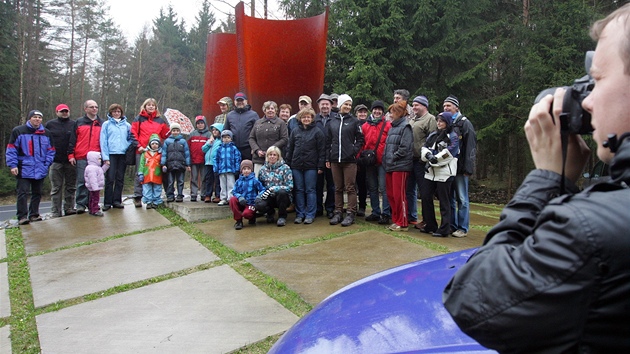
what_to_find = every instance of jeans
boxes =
[16,177,43,220]
[166,169,185,199]
[451,174,470,232]
[292,169,318,219]
[75,159,88,208]
[365,164,390,217]
[142,183,163,205]
[316,168,335,214]
[356,165,367,210]
[190,163,205,198]
[104,154,126,207]
[405,161,421,221]
[49,161,76,215]
[134,153,142,198]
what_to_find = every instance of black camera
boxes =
[534,51,595,135]
[425,151,438,165]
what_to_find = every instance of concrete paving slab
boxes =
[196,215,360,253]
[21,206,171,254]
[248,230,442,305]
[36,265,299,353]
[29,227,218,307]
[0,229,6,259]
[0,263,9,318]
[0,325,10,354]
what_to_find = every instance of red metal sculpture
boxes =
[202,2,329,121]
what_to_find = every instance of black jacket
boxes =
[452,113,476,175]
[382,117,413,172]
[45,117,75,163]
[443,139,630,353]
[286,120,326,170]
[325,113,364,163]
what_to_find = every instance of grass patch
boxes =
[5,227,40,353]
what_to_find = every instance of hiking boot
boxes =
[356,208,365,217]
[378,215,391,225]
[365,214,380,222]
[29,215,43,222]
[234,220,243,230]
[190,196,197,202]
[286,204,295,213]
[50,213,62,218]
[329,212,342,225]
[102,205,112,211]
[76,205,86,214]
[277,218,286,227]
[212,197,221,203]
[133,197,143,208]
[64,209,77,216]
[113,203,125,209]
[266,214,276,224]
[175,195,184,202]
[204,196,211,203]
[341,213,355,227]
[18,218,30,225]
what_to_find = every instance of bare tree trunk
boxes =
[68,0,76,103]
[523,0,529,25]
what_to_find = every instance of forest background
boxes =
[0,0,624,199]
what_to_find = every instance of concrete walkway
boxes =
[0,199,501,353]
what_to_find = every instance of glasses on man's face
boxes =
[59,110,69,113]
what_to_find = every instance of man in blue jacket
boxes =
[6,110,56,225]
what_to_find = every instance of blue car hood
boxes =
[270,248,495,354]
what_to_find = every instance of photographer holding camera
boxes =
[418,112,459,237]
[443,5,630,353]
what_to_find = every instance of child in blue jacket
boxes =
[212,130,241,205]
[202,123,223,202]
[229,160,265,229]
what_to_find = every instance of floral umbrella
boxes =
[164,108,194,135]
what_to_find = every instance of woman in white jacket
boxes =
[419,112,459,237]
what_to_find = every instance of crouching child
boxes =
[229,160,265,230]
[138,134,164,208]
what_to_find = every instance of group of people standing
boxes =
[215,90,476,236]
[7,91,475,237]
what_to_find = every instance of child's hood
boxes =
[148,134,162,151]
[86,151,101,166]
[210,123,224,133]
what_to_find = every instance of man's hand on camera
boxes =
[525,88,590,183]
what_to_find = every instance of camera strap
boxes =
[559,114,570,194]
